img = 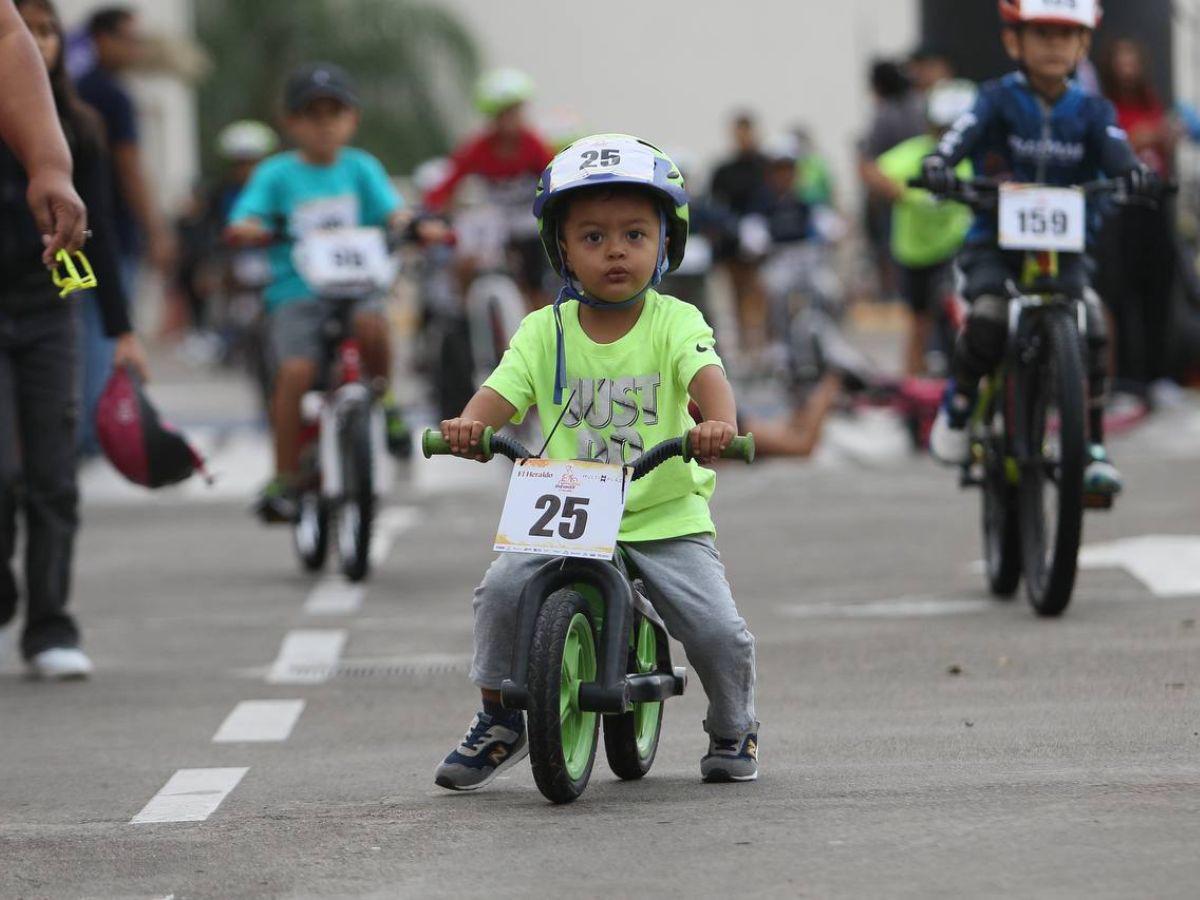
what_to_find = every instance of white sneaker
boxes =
[930,406,971,465]
[27,647,94,680]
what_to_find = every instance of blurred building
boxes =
[56,0,202,214]
[437,0,920,200]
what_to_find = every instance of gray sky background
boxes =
[439,0,919,195]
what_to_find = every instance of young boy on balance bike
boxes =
[922,0,1159,504]
[434,135,759,790]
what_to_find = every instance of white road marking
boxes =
[1079,535,1200,597]
[266,629,346,684]
[369,505,420,566]
[212,700,306,743]
[780,596,993,619]
[130,767,248,824]
[303,579,365,616]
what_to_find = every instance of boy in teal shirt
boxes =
[867,79,976,375]
[227,63,406,522]
[434,135,758,791]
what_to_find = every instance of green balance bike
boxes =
[423,426,754,803]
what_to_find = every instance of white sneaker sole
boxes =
[435,742,529,792]
[702,766,759,783]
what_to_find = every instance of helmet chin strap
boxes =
[553,210,669,404]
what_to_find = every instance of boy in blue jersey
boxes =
[922,0,1157,502]
[228,63,407,522]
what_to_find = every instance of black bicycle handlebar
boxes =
[905,175,1175,210]
[420,427,755,481]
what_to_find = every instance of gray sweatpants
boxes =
[470,534,757,737]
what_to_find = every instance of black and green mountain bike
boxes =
[422,426,754,802]
[918,175,1157,616]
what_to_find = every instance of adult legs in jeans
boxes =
[0,308,82,658]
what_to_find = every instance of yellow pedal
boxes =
[51,249,98,298]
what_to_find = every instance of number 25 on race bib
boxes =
[998,184,1085,253]
[494,459,630,560]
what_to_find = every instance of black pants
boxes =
[0,304,81,658]
[1096,201,1176,390]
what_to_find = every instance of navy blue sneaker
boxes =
[701,722,759,783]
[435,710,528,791]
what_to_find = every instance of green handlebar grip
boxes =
[421,429,450,458]
[420,426,495,460]
[726,434,755,463]
[682,432,755,463]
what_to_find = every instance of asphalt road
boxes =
[2,363,1199,899]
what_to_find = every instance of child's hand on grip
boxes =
[441,418,488,461]
[689,420,736,464]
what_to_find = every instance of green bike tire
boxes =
[603,614,664,780]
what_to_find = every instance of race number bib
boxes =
[548,139,657,193]
[1018,0,1096,28]
[998,184,1085,253]
[293,227,394,295]
[495,458,630,560]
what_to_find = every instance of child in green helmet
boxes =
[434,134,758,791]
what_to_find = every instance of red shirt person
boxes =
[423,68,553,212]
[1098,39,1175,178]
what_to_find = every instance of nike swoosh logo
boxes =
[697,344,712,353]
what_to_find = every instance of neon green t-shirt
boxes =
[876,134,973,269]
[484,290,721,543]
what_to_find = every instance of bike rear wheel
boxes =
[1017,311,1086,617]
[979,380,1020,598]
[528,591,599,804]
[336,406,375,582]
[603,614,664,780]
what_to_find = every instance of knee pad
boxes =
[955,295,1009,382]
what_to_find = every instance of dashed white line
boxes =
[369,505,420,566]
[213,700,306,743]
[304,579,365,616]
[130,767,249,824]
[779,597,993,619]
[266,629,346,684]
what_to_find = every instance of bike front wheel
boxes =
[1017,310,1086,617]
[293,490,329,572]
[527,590,599,804]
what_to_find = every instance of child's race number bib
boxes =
[998,184,1086,253]
[548,139,656,193]
[1018,0,1096,27]
[495,458,630,560]
[293,227,393,295]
